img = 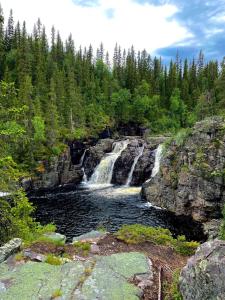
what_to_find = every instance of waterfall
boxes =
[88,140,129,185]
[151,144,164,178]
[125,144,145,186]
[80,149,87,166]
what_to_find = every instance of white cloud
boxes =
[1,0,192,56]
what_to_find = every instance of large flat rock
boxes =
[0,252,152,300]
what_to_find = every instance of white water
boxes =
[0,192,10,197]
[80,149,87,166]
[145,144,164,183]
[151,144,164,177]
[125,144,145,186]
[88,140,129,186]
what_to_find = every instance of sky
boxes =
[1,0,225,62]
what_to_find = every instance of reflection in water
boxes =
[30,185,205,242]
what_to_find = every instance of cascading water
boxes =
[151,144,164,178]
[145,144,164,184]
[88,140,129,186]
[125,144,145,186]
[80,149,87,166]
[80,149,88,184]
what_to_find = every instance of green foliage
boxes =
[73,241,91,255]
[45,254,62,265]
[115,224,199,256]
[174,128,192,147]
[34,235,64,247]
[164,269,183,300]
[32,116,46,143]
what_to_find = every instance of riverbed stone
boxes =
[0,252,152,300]
[0,238,22,263]
[72,230,108,243]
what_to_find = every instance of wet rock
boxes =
[180,239,225,300]
[0,238,22,263]
[142,117,225,223]
[72,230,108,243]
[43,232,66,244]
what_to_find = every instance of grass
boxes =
[164,269,183,300]
[35,236,65,247]
[115,224,199,256]
[73,241,91,256]
[45,254,62,265]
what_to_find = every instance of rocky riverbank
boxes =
[142,117,225,236]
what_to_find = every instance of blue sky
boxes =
[2,0,225,62]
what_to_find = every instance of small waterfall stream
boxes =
[88,140,129,185]
[125,144,145,186]
[151,144,163,178]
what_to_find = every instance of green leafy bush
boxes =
[115,224,199,256]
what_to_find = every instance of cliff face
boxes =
[142,117,225,223]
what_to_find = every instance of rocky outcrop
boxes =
[83,139,114,179]
[30,147,84,190]
[0,238,22,263]
[180,239,225,300]
[112,136,167,186]
[0,252,153,300]
[142,117,225,225]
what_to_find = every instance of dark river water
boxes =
[30,184,205,242]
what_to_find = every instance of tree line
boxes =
[0,6,225,171]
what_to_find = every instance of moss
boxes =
[45,254,62,265]
[51,289,62,299]
[115,224,199,256]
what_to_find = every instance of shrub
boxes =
[115,224,199,256]
[35,236,65,247]
[45,254,62,265]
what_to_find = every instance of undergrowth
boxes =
[115,224,199,256]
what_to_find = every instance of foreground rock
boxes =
[0,238,22,263]
[0,252,152,300]
[142,117,225,225]
[180,239,225,300]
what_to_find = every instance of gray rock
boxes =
[180,239,225,300]
[142,117,225,223]
[0,238,22,263]
[0,252,153,300]
[44,232,66,244]
[23,250,46,262]
[72,230,107,243]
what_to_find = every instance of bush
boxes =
[115,224,199,256]
[73,241,91,256]
[45,254,62,265]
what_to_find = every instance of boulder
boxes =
[0,238,22,263]
[180,239,225,300]
[72,230,108,243]
[44,232,66,244]
[142,117,225,224]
